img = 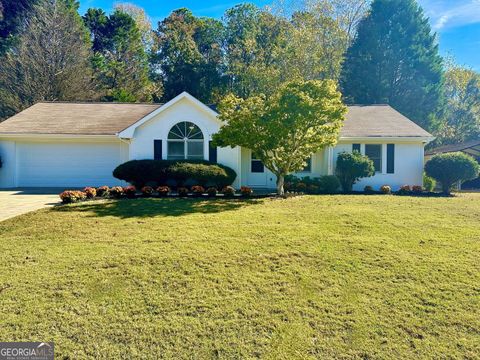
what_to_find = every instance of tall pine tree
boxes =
[0,0,39,55]
[340,0,444,131]
[0,0,94,119]
[83,8,155,102]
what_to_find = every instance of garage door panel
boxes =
[16,142,125,187]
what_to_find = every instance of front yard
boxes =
[0,195,479,358]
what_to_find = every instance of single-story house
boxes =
[0,92,433,191]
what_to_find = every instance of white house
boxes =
[0,92,433,191]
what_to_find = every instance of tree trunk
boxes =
[443,182,451,195]
[276,174,285,196]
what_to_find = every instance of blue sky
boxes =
[79,0,480,70]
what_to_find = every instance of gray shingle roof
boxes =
[0,102,432,138]
[0,102,162,135]
[425,140,480,156]
[343,105,432,138]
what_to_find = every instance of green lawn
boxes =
[0,195,479,359]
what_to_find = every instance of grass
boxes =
[0,194,479,359]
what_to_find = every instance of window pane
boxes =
[168,122,204,140]
[365,145,382,172]
[187,141,204,159]
[168,141,184,160]
[251,160,264,173]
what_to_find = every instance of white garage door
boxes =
[16,141,126,187]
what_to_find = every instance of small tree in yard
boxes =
[213,80,347,195]
[335,151,375,193]
[425,152,479,194]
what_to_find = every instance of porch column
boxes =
[327,146,334,175]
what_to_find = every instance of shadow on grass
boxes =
[53,197,263,218]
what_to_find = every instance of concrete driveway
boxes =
[0,189,60,222]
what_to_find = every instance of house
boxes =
[0,92,433,191]
[425,140,480,189]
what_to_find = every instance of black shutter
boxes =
[154,140,162,160]
[387,144,395,174]
[209,141,217,163]
[352,144,361,153]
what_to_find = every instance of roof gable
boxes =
[118,92,220,138]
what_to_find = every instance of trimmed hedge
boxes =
[113,160,237,189]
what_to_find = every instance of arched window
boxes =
[167,122,204,160]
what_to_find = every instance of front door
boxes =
[247,151,267,187]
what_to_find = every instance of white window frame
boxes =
[364,144,383,173]
[167,122,204,160]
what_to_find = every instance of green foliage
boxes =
[435,66,480,145]
[423,174,436,192]
[335,151,375,192]
[425,152,479,194]
[223,4,289,98]
[168,162,237,189]
[340,0,444,131]
[0,0,94,119]
[152,8,225,103]
[83,8,154,102]
[112,160,237,189]
[318,175,341,194]
[0,0,39,55]
[285,175,340,194]
[214,80,346,195]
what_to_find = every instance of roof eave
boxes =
[0,133,120,139]
[339,135,435,143]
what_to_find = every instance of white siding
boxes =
[0,140,16,188]
[128,97,242,186]
[333,141,425,191]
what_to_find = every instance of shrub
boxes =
[397,185,412,195]
[113,160,237,189]
[364,185,374,194]
[296,182,307,193]
[96,186,110,197]
[178,187,189,197]
[283,175,340,194]
[59,190,86,204]
[423,174,436,192]
[425,152,480,194]
[380,185,391,194]
[318,175,340,194]
[191,185,205,196]
[110,186,124,198]
[157,186,170,197]
[207,187,218,197]
[123,186,137,198]
[141,186,154,197]
[83,187,97,199]
[240,186,253,197]
[335,152,375,193]
[412,185,423,194]
[222,186,236,197]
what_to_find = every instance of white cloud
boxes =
[419,0,480,31]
